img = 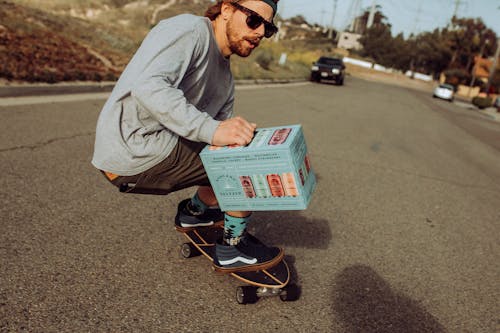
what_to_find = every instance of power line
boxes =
[344,0,362,32]
[384,0,463,36]
[328,0,338,38]
[411,1,422,35]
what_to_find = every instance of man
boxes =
[92,0,282,273]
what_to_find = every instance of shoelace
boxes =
[185,202,203,216]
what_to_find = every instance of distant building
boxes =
[337,32,362,50]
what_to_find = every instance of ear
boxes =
[220,2,234,21]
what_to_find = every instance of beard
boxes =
[226,19,260,57]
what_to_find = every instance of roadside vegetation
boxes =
[230,40,338,81]
[1,0,499,97]
[354,8,499,92]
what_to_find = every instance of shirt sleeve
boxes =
[130,20,220,144]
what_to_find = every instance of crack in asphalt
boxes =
[0,132,94,153]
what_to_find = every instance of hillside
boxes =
[0,0,212,83]
[0,0,330,84]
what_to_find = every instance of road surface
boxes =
[1,77,499,332]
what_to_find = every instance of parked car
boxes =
[432,83,455,102]
[310,57,345,85]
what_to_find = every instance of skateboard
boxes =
[177,226,300,304]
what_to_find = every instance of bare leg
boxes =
[226,211,251,218]
[196,186,250,218]
[196,186,218,206]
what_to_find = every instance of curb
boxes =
[477,107,500,122]
[235,78,305,85]
[0,78,307,98]
[0,82,115,98]
[0,82,116,98]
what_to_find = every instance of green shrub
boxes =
[255,49,274,70]
[444,68,470,86]
[471,96,493,109]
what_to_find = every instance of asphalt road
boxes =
[1,77,499,332]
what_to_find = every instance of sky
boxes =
[276,0,500,38]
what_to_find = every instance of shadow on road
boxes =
[332,265,446,333]
[249,211,332,250]
[283,255,301,295]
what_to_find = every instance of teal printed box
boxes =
[200,125,316,211]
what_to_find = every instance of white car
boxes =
[433,84,455,102]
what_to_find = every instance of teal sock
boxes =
[187,192,208,215]
[223,214,249,246]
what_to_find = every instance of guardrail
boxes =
[343,56,433,82]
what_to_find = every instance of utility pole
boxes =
[452,0,465,18]
[328,0,338,39]
[411,1,422,36]
[485,38,500,96]
[278,1,284,17]
[320,7,327,27]
[366,0,376,29]
[273,21,282,42]
[273,1,284,42]
[449,0,465,27]
[347,0,362,32]
[468,39,488,96]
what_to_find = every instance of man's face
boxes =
[225,1,274,57]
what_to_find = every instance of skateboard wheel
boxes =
[279,284,300,302]
[180,242,201,258]
[236,286,259,304]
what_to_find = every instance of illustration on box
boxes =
[239,154,312,199]
[200,125,316,211]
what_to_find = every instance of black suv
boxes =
[310,57,345,85]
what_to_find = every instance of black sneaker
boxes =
[212,236,284,273]
[174,199,224,231]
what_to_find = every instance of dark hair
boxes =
[205,0,279,20]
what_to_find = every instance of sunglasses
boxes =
[229,2,278,38]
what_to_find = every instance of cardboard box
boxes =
[200,125,316,211]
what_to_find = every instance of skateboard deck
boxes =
[177,225,300,304]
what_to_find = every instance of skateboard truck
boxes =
[236,284,300,305]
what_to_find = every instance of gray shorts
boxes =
[102,137,210,195]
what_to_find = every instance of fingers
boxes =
[212,117,257,147]
[226,117,254,146]
[234,117,256,144]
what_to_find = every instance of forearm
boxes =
[132,77,220,144]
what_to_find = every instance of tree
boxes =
[447,17,497,70]
[289,15,308,26]
[357,9,497,85]
[358,24,394,67]
[413,29,453,77]
[357,5,390,35]
[357,6,409,70]
[390,33,413,72]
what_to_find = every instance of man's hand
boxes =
[212,116,257,146]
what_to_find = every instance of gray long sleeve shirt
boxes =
[92,14,234,176]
